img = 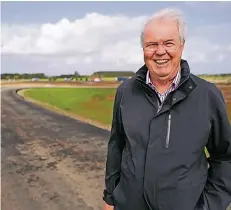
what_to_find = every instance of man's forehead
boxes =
[145,19,178,31]
[143,19,180,39]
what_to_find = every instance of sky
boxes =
[1,1,231,76]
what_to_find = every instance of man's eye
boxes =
[165,42,174,47]
[147,44,158,47]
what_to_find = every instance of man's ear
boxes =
[180,39,185,50]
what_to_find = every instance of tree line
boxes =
[1,72,231,80]
[198,73,231,77]
[0,72,82,80]
[1,73,47,80]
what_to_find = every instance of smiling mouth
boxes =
[155,59,169,65]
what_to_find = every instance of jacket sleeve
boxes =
[198,85,231,210]
[103,86,125,206]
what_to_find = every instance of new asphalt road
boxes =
[1,87,231,210]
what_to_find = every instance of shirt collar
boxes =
[146,68,181,89]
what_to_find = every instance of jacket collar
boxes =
[135,59,197,116]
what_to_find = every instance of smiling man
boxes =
[103,8,231,210]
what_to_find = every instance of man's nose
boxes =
[155,44,166,55]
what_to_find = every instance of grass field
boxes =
[200,75,231,84]
[24,85,231,125]
[218,85,231,120]
[24,88,116,125]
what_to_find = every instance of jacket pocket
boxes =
[165,112,172,148]
[157,184,178,210]
[112,178,120,196]
[112,175,127,209]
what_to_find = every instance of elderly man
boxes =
[102,8,231,210]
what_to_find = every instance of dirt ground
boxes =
[217,84,231,103]
[1,87,110,210]
[0,81,120,88]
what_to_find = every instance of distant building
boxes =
[31,78,40,81]
[64,77,73,81]
[116,77,129,82]
[91,77,101,82]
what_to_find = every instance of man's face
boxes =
[143,19,184,80]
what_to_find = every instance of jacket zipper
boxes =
[165,113,172,148]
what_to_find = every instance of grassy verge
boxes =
[200,75,231,84]
[24,87,231,124]
[24,88,116,126]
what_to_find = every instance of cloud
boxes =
[1,12,231,75]
[2,13,146,55]
[229,44,231,51]
[183,36,229,63]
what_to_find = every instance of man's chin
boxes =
[156,69,171,79]
[157,74,171,80]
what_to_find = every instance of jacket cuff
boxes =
[103,189,115,206]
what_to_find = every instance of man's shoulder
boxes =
[190,73,223,100]
[116,76,136,91]
[190,73,219,90]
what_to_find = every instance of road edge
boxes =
[15,88,112,132]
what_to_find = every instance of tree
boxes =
[6,75,11,80]
[74,71,80,81]
[13,74,20,80]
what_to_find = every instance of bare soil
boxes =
[1,87,110,210]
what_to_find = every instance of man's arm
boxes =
[198,86,231,210]
[103,86,125,208]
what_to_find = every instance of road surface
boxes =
[1,87,109,210]
[1,87,231,210]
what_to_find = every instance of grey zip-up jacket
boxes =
[103,59,231,210]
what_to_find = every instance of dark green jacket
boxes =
[103,59,231,210]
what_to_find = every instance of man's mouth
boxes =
[154,59,169,65]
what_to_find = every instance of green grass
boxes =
[25,87,231,123]
[102,77,117,81]
[24,88,116,125]
[200,75,231,84]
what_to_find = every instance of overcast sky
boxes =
[1,1,231,76]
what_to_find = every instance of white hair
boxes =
[140,8,187,47]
